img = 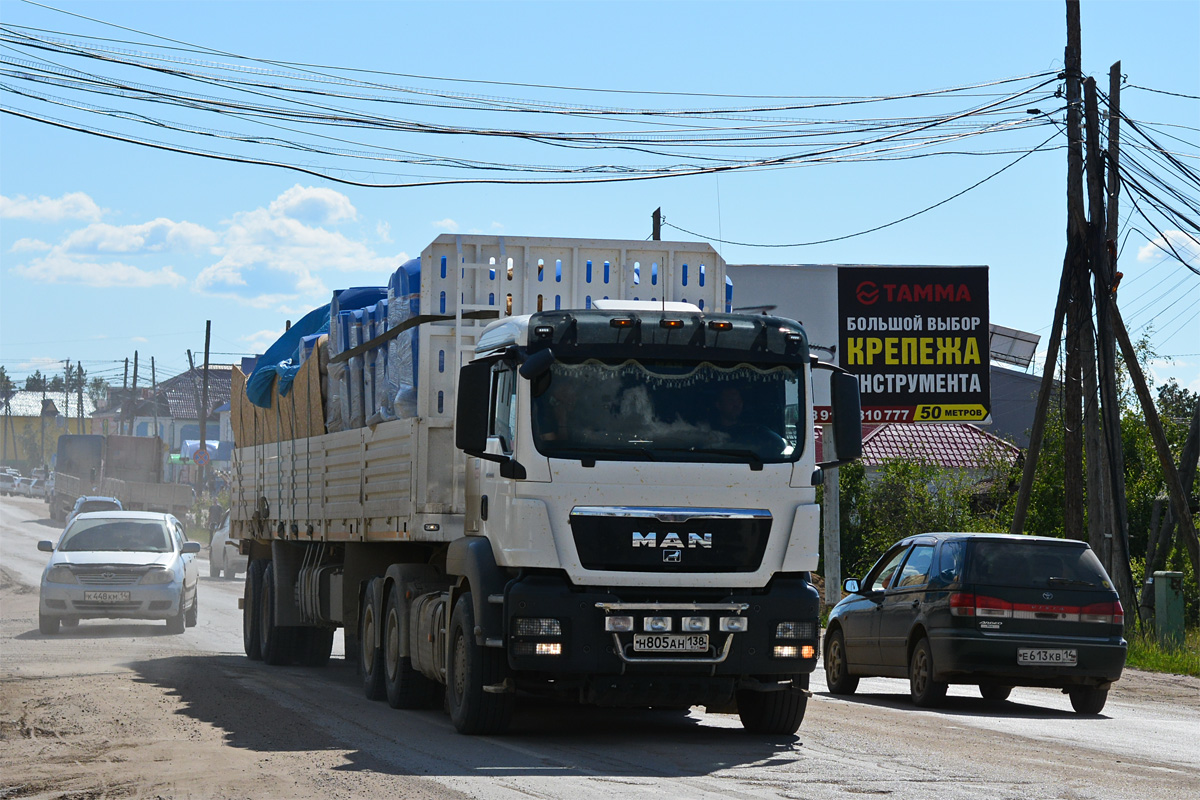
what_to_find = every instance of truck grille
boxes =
[569,507,771,573]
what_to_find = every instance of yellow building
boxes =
[0,390,94,472]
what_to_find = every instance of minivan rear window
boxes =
[967,540,1111,589]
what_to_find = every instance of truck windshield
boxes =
[530,359,804,464]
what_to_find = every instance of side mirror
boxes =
[455,359,494,454]
[37,540,54,552]
[182,541,202,554]
[842,578,861,594]
[519,347,555,380]
[814,366,863,470]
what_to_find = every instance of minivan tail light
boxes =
[975,595,1013,618]
[1081,600,1124,625]
[949,592,975,617]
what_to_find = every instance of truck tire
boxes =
[824,627,859,695]
[447,592,514,735]
[359,580,387,700]
[736,683,808,735]
[259,562,296,665]
[208,554,220,578]
[39,611,60,635]
[243,560,266,660]
[909,637,947,708]
[295,627,335,667]
[384,583,440,709]
[1068,685,1108,715]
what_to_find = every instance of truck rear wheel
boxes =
[243,560,265,660]
[359,580,387,700]
[447,592,514,735]
[259,562,295,665]
[736,682,808,735]
[384,583,440,709]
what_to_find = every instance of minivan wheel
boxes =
[909,637,947,707]
[979,684,1011,703]
[824,628,859,695]
[1068,685,1108,715]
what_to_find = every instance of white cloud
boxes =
[490,222,504,231]
[377,221,393,243]
[11,251,186,288]
[269,185,357,226]
[62,218,218,255]
[433,218,459,232]
[1137,230,1200,264]
[244,328,286,352]
[10,238,51,253]
[131,336,148,343]
[0,192,104,222]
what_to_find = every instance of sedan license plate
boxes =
[84,591,130,603]
[1018,648,1077,666]
[633,634,708,653]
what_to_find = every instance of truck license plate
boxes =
[633,634,708,652]
[1017,648,1077,666]
[84,591,130,603]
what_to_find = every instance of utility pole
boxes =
[62,359,70,433]
[151,357,159,442]
[121,358,129,435]
[77,362,84,434]
[200,321,212,495]
[187,349,204,493]
[1061,0,1086,541]
[651,207,662,241]
[130,351,139,437]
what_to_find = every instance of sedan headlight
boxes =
[46,566,77,584]
[140,568,175,585]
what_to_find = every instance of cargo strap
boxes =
[327,310,500,365]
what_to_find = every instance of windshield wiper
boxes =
[655,447,764,470]
[1047,577,1098,587]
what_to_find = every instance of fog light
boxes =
[605,616,634,632]
[719,616,748,632]
[514,617,562,636]
[682,616,710,632]
[644,616,672,632]
[775,621,816,639]
[773,645,800,658]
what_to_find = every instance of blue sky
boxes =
[1,0,1197,397]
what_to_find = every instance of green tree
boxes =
[24,370,46,391]
[87,377,109,408]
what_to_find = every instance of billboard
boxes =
[726,263,990,424]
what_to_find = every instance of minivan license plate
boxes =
[633,634,708,652]
[1017,648,1077,666]
[84,591,130,603]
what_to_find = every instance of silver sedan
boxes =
[38,511,200,634]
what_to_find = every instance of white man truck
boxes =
[230,234,862,735]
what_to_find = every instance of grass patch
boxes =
[1126,627,1200,677]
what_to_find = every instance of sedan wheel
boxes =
[1068,685,1109,715]
[824,628,859,695]
[979,684,1011,703]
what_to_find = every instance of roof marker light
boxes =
[660,319,684,329]
[708,321,733,332]
[533,325,554,338]
[610,317,635,328]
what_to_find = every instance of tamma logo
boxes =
[856,281,879,305]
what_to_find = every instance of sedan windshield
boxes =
[60,519,171,553]
[530,359,804,464]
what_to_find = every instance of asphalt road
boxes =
[2,494,1198,800]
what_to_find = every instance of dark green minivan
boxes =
[824,533,1126,714]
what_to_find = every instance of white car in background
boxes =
[208,513,248,579]
[37,511,200,634]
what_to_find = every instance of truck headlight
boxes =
[514,618,562,637]
[643,616,672,633]
[719,616,748,632]
[46,566,76,584]
[682,616,710,632]
[140,569,175,585]
[775,621,817,640]
[604,616,634,632]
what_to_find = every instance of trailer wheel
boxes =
[295,627,335,667]
[359,580,387,700]
[447,592,514,735]
[736,682,808,735]
[383,583,440,709]
[243,560,266,660]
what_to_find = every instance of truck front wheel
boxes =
[736,680,808,735]
[447,593,514,735]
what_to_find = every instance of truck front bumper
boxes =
[504,573,821,678]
